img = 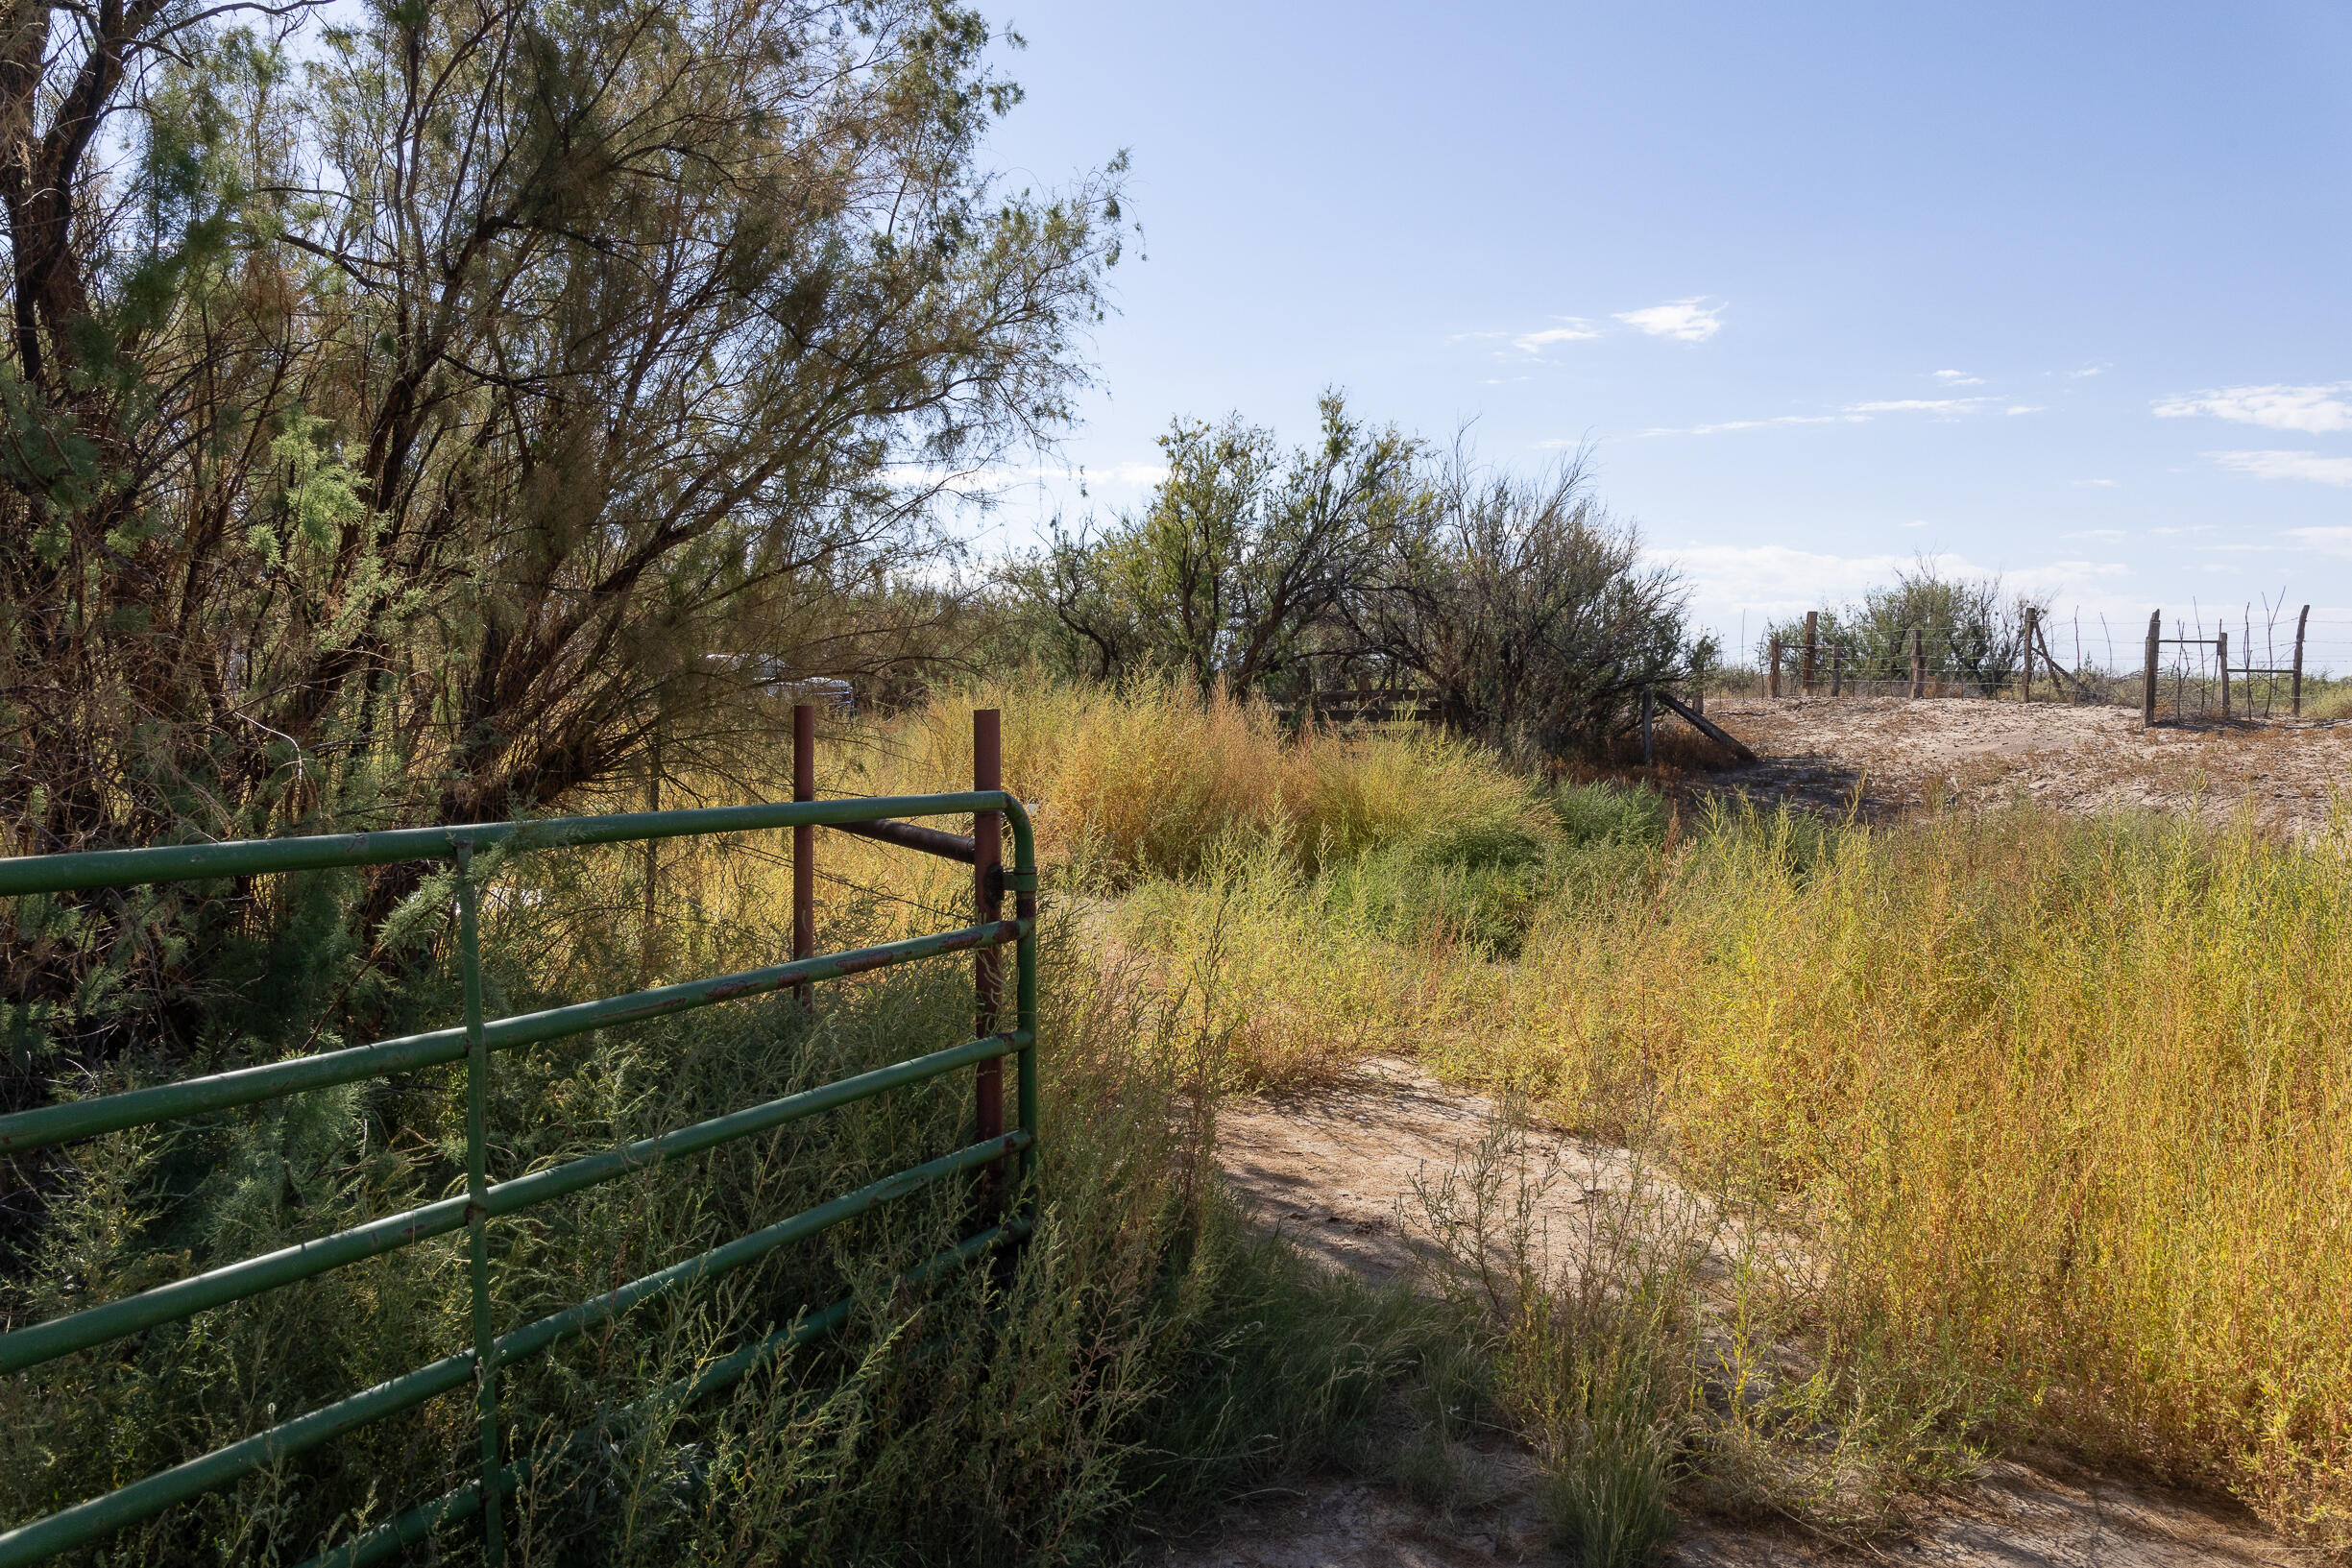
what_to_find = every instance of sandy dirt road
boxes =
[1680,696,2348,832]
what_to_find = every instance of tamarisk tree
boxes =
[0,0,1121,1073]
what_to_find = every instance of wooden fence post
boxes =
[2217,630,2229,720]
[1908,627,1925,699]
[1768,637,1782,698]
[792,703,814,1012]
[974,708,1006,1210]
[2292,604,2310,716]
[1802,612,1818,696]
[2021,607,2038,702]
[2142,611,2160,728]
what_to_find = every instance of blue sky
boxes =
[970,0,2352,671]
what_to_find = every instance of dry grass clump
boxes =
[1452,803,2352,1546]
[850,675,1547,882]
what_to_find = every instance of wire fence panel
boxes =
[1704,602,2347,724]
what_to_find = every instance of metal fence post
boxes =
[793,704,815,1012]
[973,710,1005,1211]
[1011,810,1040,1198]
[640,725,660,983]
[451,843,506,1566]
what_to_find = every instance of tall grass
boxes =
[942,677,2352,1547]
[1527,804,2352,1545]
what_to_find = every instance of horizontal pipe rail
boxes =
[832,816,981,862]
[0,1031,1027,1373]
[0,1131,1031,1568]
[0,920,1026,1157]
[0,792,1021,898]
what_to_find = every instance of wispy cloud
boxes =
[2207,449,2352,486]
[1512,320,1602,354]
[1624,413,1868,438]
[1846,398,1983,414]
[1931,370,1983,385]
[2066,528,2126,542]
[2067,365,2106,378]
[2006,405,2046,415]
[2289,527,2352,557]
[1615,298,1724,342]
[2155,383,2352,435]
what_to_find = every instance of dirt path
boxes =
[1681,697,2350,832]
[1152,1060,2300,1568]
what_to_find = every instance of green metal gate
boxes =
[0,787,1038,1566]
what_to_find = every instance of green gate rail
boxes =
[0,791,1039,1567]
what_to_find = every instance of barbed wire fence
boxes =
[1705,598,2352,727]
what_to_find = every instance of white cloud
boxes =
[1903,519,1928,528]
[2289,527,2352,557]
[2154,383,2352,434]
[2068,366,2106,378]
[2206,449,2352,486]
[1846,398,1982,413]
[1625,413,1869,437]
[1511,320,1602,354]
[1614,298,1724,342]
[2066,529,2126,542]
[1931,370,1983,385]
[2006,405,2046,415]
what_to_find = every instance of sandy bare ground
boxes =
[1681,696,2350,832]
[1149,1060,2299,1568]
